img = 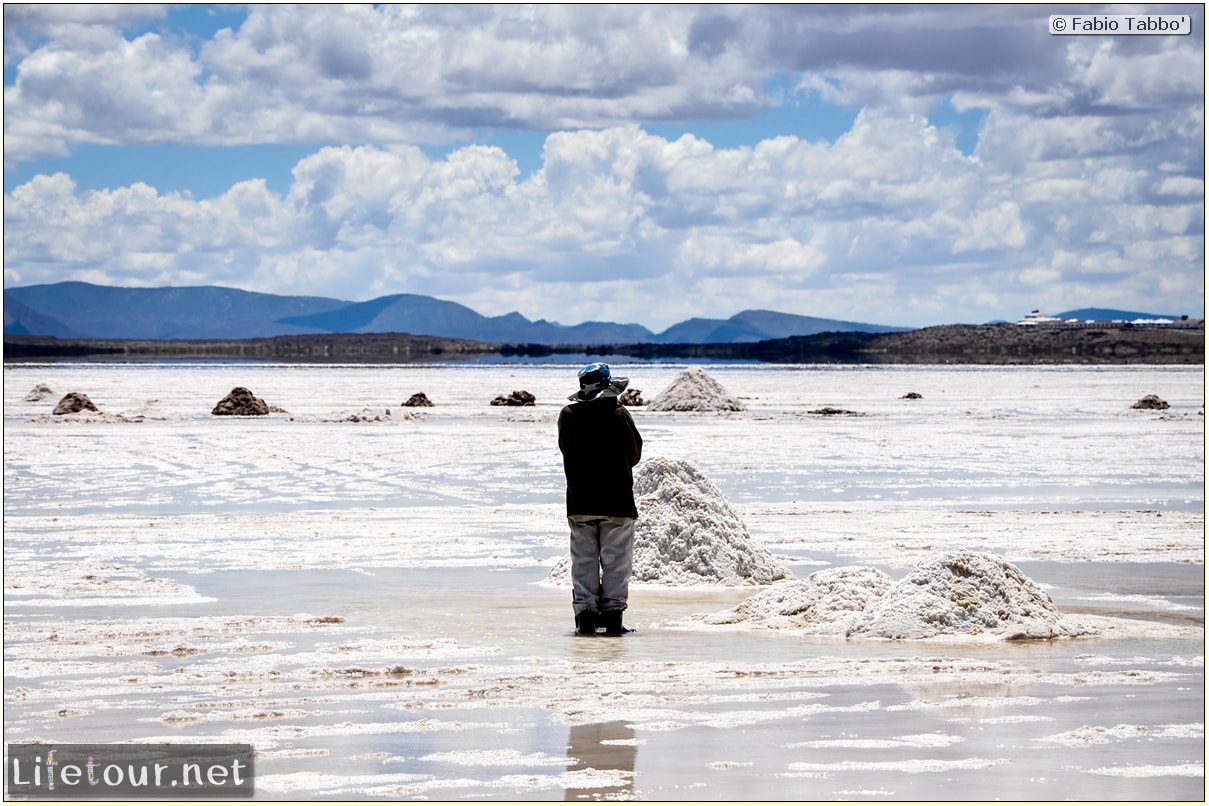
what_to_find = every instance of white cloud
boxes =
[1156,176,1204,196]
[7,104,1203,328]
[3,4,167,28]
[2,4,1203,327]
[4,4,781,161]
[7,5,1202,159]
[953,201,1028,252]
[1076,37,1204,108]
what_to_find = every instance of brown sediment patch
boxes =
[54,391,99,414]
[315,408,414,422]
[162,712,205,725]
[1131,394,1169,410]
[619,387,646,406]
[491,390,535,406]
[159,706,308,725]
[256,748,331,761]
[144,645,207,658]
[212,386,276,415]
[2,614,352,665]
[29,411,145,423]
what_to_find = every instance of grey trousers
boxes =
[568,517,635,615]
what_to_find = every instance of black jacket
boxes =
[557,396,643,518]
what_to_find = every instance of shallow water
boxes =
[3,361,1204,800]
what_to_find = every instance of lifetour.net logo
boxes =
[6,744,254,799]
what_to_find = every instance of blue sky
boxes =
[3,4,1203,330]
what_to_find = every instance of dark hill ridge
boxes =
[2,332,498,362]
[837,323,1203,364]
[658,309,907,343]
[4,281,346,339]
[278,293,518,338]
[2,297,78,337]
[6,322,1202,364]
[280,294,664,344]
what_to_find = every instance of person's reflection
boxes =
[563,720,637,800]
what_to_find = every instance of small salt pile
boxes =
[547,457,791,586]
[848,550,1089,640]
[648,367,744,412]
[25,384,54,402]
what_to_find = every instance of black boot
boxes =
[599,610,631,636]
[575,610,597,636]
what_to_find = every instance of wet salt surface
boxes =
[3,362,1204,801]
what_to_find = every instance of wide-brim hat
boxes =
[569,376,629,402]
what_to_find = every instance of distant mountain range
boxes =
[3,281,1187,345]
[3,281,912,344]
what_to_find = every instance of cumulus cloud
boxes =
[4,4,167,27]
[4,4,776,160]
[7,5,1201,158]
[2,3,1203,327]
[7,108,1202,327]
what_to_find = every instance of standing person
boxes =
[558,363,643,636]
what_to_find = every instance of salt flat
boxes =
[3,361,1203,801]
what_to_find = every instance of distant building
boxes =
[1016,310,1063,326]
[1015,310,1201,329]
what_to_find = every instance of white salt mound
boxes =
[648,367,745,412]
[631,454,728,500]
[25,383,54,402]
[850,550,1090,639]
[698,550,1093,640]
[700,566,893,633]
[631,458,791,585]
[547,457,792,586]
